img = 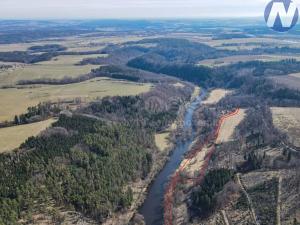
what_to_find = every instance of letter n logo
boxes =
[265,0,299,32]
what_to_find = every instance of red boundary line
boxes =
[163,108,240,225]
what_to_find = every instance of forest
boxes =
[190,169,234,218]
[0,94,181,224]
[128,53,300,106]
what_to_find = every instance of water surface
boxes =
[140,91,206,225]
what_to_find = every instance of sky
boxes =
[0,0,298,19]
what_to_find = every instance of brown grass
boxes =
[202,37,298,47]
[173,82,185,88]
[216,109,246,144]
[198,55,300,67]
[180,109,246,179]
[36,54,107,65]
[0,54,107,86]
[0,118,56,153]
[271,107,300,147]
[155,132,170,152]
[290,73,300,79]
[182,145,211,177]
[0,35,149,53]
[203,89,233,105]
[0,78,153,122]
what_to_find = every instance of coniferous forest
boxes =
[0,95,180,224]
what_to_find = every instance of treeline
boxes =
[231,75,300,106]
[123,39,300,93]
[86,95,179,132]
[28,44,67,53]
[125,38,234,64]
[79,45,149,65]
[129,55,300,105]
[230,59,300,77]
[190,169,234,218]
[0,26,94,44]
[0,48,103,64]
[17,65,141,85]
[0,64,12,70]
[13,103,59,125]
[122,38,300,66]
[0,102,60,128]
[0,51,58,63]
[18,64,173,86]
[212,33,250,40]
[253,46,300,55]
[128,58,213,86]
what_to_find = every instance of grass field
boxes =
[203,37,300,47]
[36,54,107,65]
[182,145,211,177]
[0,54,106,86]
[0,118,56,153]
[290,73,300,79]
[0,34,147,52]
[216,44,264,51]
[271,107,300,147]
[0,78,153,122]
[198,55,300,67]
[179,109,246,179]
[203,89,232,105]
[215,109,246,144]
[0,43,38,52]
[155,132,170,152]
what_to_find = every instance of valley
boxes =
[0,20,299,225]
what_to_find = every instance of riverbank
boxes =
[139,87,205,225]
[102,86,202,225]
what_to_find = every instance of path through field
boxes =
[277,176,282,225]
[221,210,230,225]
[236,174,259,225]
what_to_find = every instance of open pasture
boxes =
[0,54,107,86]
[202,89,232,105]
[0,118,56,153]
[198,55,300,67]
[0,78,152,122]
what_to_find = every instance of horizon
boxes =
[0,17,265,21]
[0,0,278,19]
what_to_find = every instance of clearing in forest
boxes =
[215,109,246,144]
[202,89,232,105]
[271,107,300,147]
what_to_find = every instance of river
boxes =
[139,91,206,225]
